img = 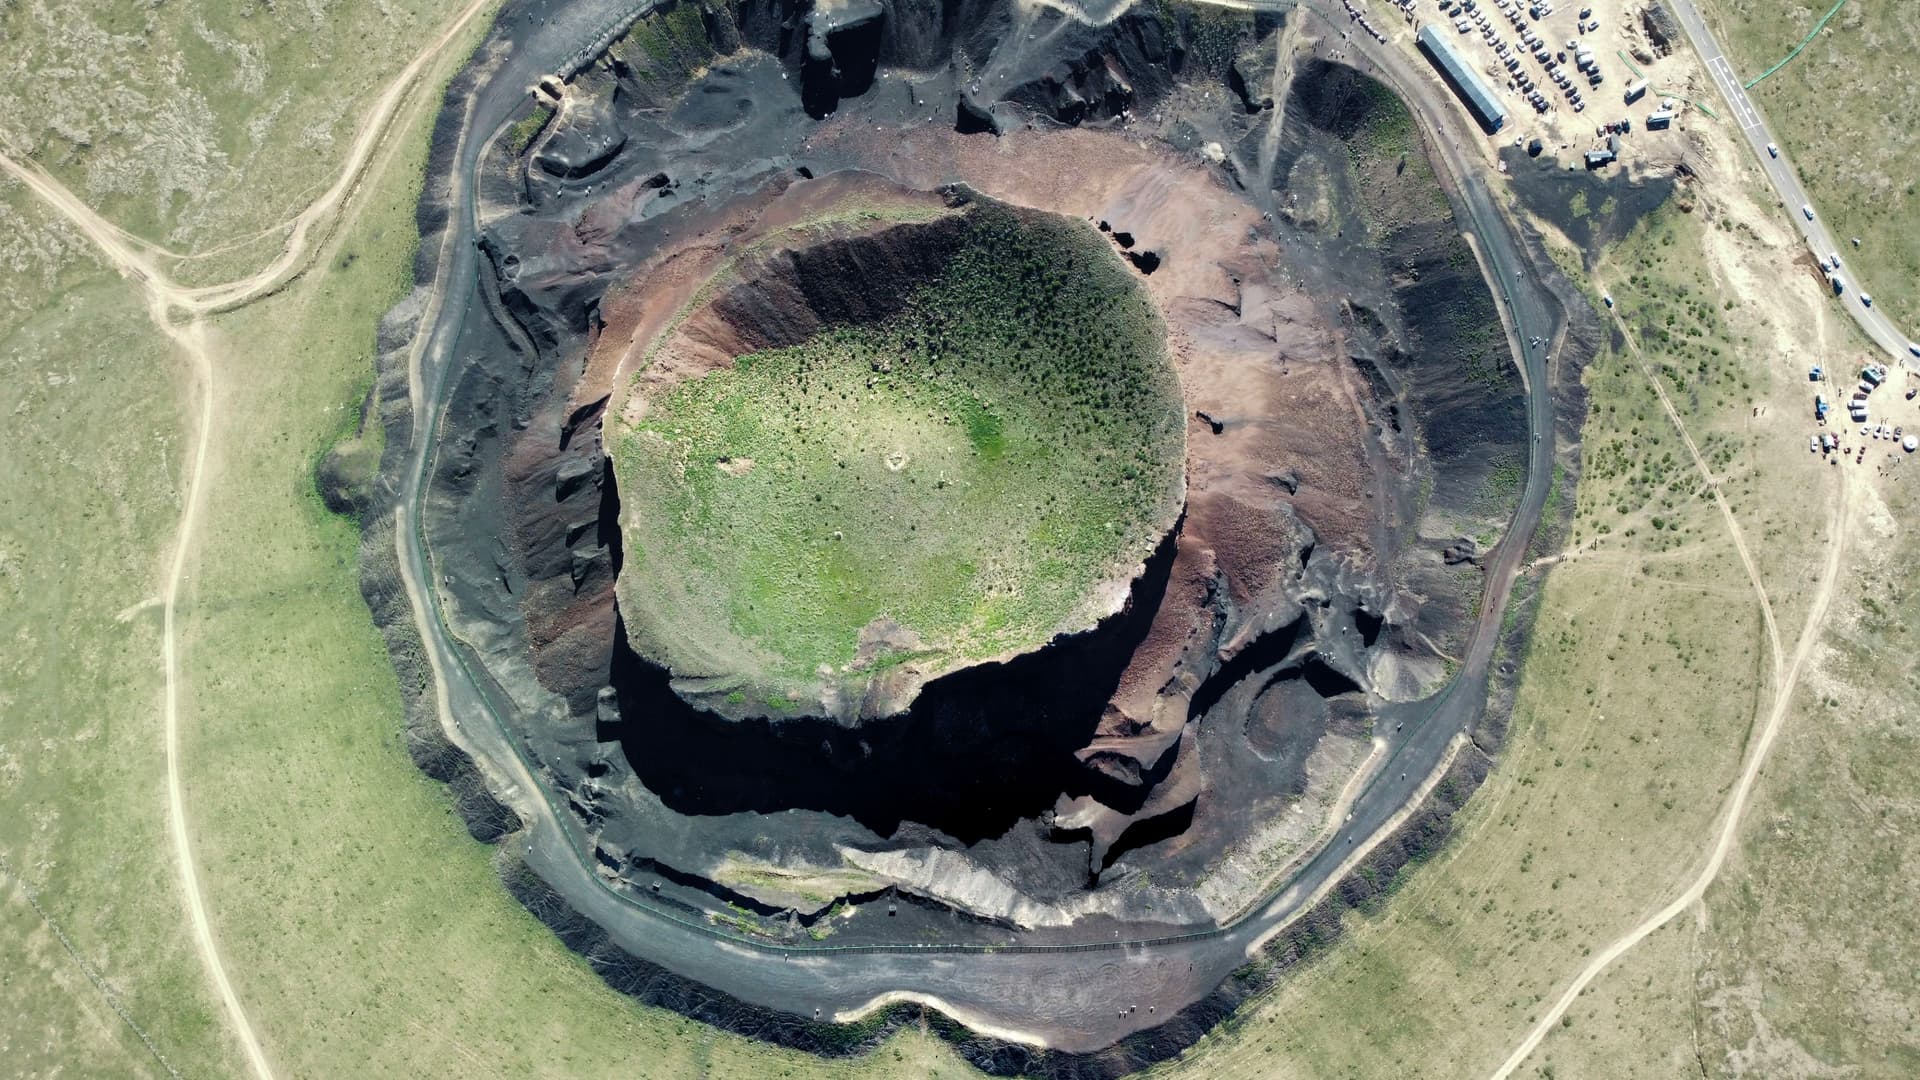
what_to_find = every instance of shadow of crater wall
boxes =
[349,0,1636,1065]
[606,514,1182,843]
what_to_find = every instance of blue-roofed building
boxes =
[1417,25,1508,134]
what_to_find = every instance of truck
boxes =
[1624,79,1648,103]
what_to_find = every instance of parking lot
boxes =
[1373,0,1700,169]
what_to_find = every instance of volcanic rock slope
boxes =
[401,0,1524,952]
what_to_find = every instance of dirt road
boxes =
[1630,316,1786,679]
[0,156,279,1079]
[0,3,498,1076]
[1487,313,1852,1079]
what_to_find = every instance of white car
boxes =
[1862,293,1873,307]
[1803,205,1815,220]
[1909,342,1920,358]
[1767,143,1779,158]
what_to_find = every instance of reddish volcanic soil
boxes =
[531,121,1387,869]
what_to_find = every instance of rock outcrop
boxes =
[400,0,1525,949]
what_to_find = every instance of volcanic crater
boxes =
[612,192,1188,724]
[399,0,1527,960]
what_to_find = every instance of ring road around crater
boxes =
[379,0,1564,1061]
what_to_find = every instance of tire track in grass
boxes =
[1488,307,1849,1079]
[0,4,499,1075]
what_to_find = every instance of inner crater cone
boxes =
[610,191,1187,722]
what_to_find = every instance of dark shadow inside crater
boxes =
[605,489,1184,844]
[1187,612,1308,725]
[1353,606,1384,648]
[1099,797,1195,873]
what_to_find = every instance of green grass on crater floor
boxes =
[616,208,1185,694]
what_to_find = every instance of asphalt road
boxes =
[1668,0,1919,366]
[392,0,1565,1051]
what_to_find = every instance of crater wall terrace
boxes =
[356,0,1587,1063]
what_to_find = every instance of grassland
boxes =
[1341,77,1454,241]
[1101,161,1845,1077]
[3,3,1904,1078]
[1703,0,1920,327]
[0,187,235,1077]
[0,0,485,286]
[610,0,723,89]
[618,207,1184,695]
[1684,477,1920,1077]
[505,105,555,157]
[0,10,972,1078]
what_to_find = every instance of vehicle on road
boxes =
[1862,293,1873,307]
[1767,142,1778,158]
[1803,204,1815,220]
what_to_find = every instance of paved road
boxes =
[392,0,1565,1051]
[1670,0,1919,366]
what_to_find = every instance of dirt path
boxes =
[1627,327,1788,681]
[0,4,498,1077]
[154,322,276,1080]
[0,153,275,1077]
[174,0,497,315]
[1487,316,1851,1079]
